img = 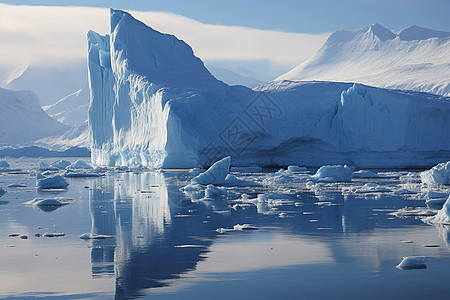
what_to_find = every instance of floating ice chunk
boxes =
[394,207,437,217]
[79,233,112,239]
[425,196,450,224]
[0,187,5,196]
[67,159,93,169]
[7,183,27,188]
[233,224,259,231]
[36,174,69,189]
[353,170,378,178]
[24,198,70,207]
[43,232,65,237]
[396,256,426,270]
[38,161,58,171]
[63,169,103,178]
[313,165,353,182]
[51,160,72,169]
[255,193,296,206]
[216,228,235,234]
[205,184,228,198]
[287,165,307,172]
[0,160,10,168]
[342,183,391,194]
[420,161,450,185]
[192,157,231,185]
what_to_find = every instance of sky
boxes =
[0,0,448,80]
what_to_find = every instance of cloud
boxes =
[0,4,328,71]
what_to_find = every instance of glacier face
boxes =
[88,10,450,168]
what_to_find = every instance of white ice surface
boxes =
[426,196,450,224]
[192,156,231,185]
[36,174,69,189]
[88,10,450,169]
[277,24,450,97]
[421,161,450,185]
[396,256,427,270]
[67,159,93,169]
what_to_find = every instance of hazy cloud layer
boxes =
[0,4,328,73]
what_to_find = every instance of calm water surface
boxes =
[0,158,449,299]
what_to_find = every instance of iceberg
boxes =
[36,174,69,189]
[396,256,427,270]
[0,160,10,168]
[88,9,450,169]
[420,161,450,185]
[67,159,93,169]
[192,156,231,185]
[313,165,353,182]
[426,196,450,224]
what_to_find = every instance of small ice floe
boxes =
[216,224,259,234]
[79,233,113,239]
[352,170,379,178]
[51,160,71,169]
[342,183,391,194]
[67,159,94,170]
[43,232,65,237]
[174,245,205,248]
[422,244,440,248]
[24,198,70,207]
[63,169,103,178]
[420,161,450,185]
[0,187,5,196]
[38,161,58,171]
[192,157,255,186]
[313,165,353,182]
[396,256,427,270]
[216,228,235,234]
[401,240,413,243]
[278,212,288,218]
[36,174,69,189]
[393,207,437,217]
[233,224,259,231]
[424,196,450,224]
[0,160,10,168]
[255,193,296,206]
[230,203,254,210]
[192,156,231,185]
[287,165,307,173]
[205,184,228,198]
[7,183,27,188]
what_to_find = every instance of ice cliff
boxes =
[88,9,450,168]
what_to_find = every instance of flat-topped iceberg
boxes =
[88,9,450,169]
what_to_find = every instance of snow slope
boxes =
[4,63,88,106]
[43,86,90,125]
[88,10,450,169]
[0,87,69,144]
[276,24,450,96]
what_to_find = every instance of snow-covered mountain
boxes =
[87,10,450,169]
[4,63,88,106]
[43,86,90,125]
[276,24,450,96]
[0,87,69,144]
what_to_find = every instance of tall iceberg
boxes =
[88,9,450,168]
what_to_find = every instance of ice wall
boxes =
[88,9,450,168]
